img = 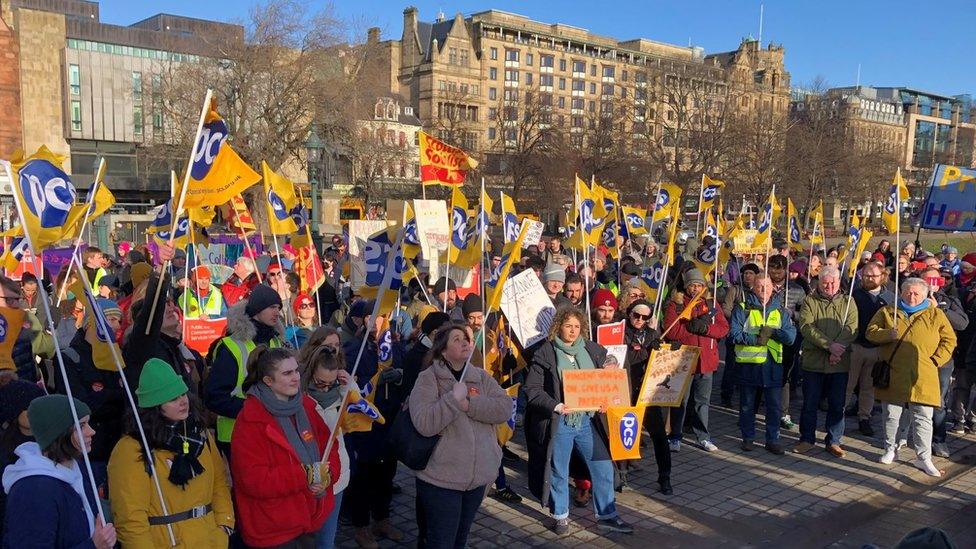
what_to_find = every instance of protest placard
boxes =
[413,199,450,257]
[562,368,631,412]
[733,229,764,254]
[597,320,626,346]
[183,317,228,355]
[42,246,80,279]
[499,269,556,349]
[919,164,976,231]
[348,219,390,290]
[635,345,700,407]
[520,219,545,248]
[321,199,342,234]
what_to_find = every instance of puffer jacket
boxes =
[409,360,512,491]
[662,291,730,374]
[866,304,957,407]
[798,290,858,374]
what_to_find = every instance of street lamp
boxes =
[305,127,324,242]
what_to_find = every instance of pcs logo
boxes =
[378,328,393,363]
[19,159,77,228]
[191,119,229,180]
[618,411,639,450]
[0,315,7,343]
[268,190,290,221]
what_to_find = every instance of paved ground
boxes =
[335,367,976,548]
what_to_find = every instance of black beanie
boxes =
[421,312,451,336]
[461,293,484,317]
[0,380,45,426]
[246,284,283,317]
[432,277,457,292]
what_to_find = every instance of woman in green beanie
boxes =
[2,394,117,549]
[107,358,234,548]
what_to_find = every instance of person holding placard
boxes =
[524,307,633,536]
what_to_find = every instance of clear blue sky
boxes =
[94,0,975,96]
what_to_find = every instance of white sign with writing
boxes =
[500,269,556,349]
[413,199,450,257]
[520,219,545,248]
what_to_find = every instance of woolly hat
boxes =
[591,251,607,264]
[592,288,618,310]
[543,264,566,284]
[292,292,314,316]
[421,311,451,336]
[130,262,153,289]
[893,527,957,549]
[191,265,211,279]
[27,395,91,451]
[98,275,120,290]
[789,260,808,276]
[0,379,45,426]
[136,358,189,408]
[461,293,484,317]
[432,277,457,292]
[348,299,373,319]
[246,284,283,317]
[683,268,706,287]
[95,298,122,320]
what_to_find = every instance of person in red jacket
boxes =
[221,256,259,307]
[662,268,730,453]
[230,346,340,548]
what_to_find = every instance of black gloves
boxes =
[670,341,682,351]
[686,317,709,335]
[378,368,404,385]
[648,329,663,350]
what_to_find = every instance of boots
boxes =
[354,527,379,549]
[372,518,404,542]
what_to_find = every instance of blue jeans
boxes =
[933,364,954,444]
[738,385,781,443]
[315,490,344,549]
[549,415,617,520]
[669,372,713,444]
[416,479,485,549]
[799,371,847,446]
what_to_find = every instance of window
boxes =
[621,87,627,98]
[589,100,595,112]
[636,71,647,84]
[541,55,554,68]
[448,47,458,64]
[505,69,519,82]
[153,110,163,131]
[489,87,497,100]
[504,89,518,101]
[572,98,584,110]
[489,107,498,120]
[602,83,613,95]
[540,74,553,87]
[471,84,479,96]
[133,105,143,134]
[590,64,596,76]
[559,59,566,71]
[622,70,628,81]
[132,71,142,101]
[526,53,533,66]
[439,80,447,91]
[559,78,566,90]
[460,50,469,66]
[602,66,615,78]
[505,49,519,62]
[572,116,583,128]
[69,64,80,95]
[490,47,498,60]
[572,80,585,92]
[525,73,533,85]
[558,96,565,108]
[589,83,596,94]
[488,127,496,140]
[489,68,497,80]
[573,60,585,73]
[70,100,81,131]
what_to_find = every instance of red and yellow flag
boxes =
[419,131,478,186]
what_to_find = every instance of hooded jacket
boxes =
[663,291,730,374]
[798,289,859,374]
[2,442,96,549]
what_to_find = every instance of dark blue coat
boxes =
[3,472,97,548]
[729,293,797,388]
[342,334,407,463]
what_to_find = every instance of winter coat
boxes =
[622,324,660,401]
[409,359,511,492]
[852,286,896,346]
[2,442,97,549]
[341,333,407,463]
[230,394,340,548]
[312,382,353,495]
[122,273,204,395]
[798,290,858,374]
[523,339,612,508]
[728,292,797,388]
[931,290,970,371]
[204,303,286,424]
[107,433,234,548]
[866,304,957,407]
[220,273,258,308]
[662,292,730,374]
[54,329,125,462]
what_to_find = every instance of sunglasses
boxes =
[630,312,651,320]
[299,302,315,310]
[268,271,283,277]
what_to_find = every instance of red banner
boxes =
[419,131,478,186]
[184,317,227,355]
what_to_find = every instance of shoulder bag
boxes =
[872,312,922,389]
[389,375,444,471]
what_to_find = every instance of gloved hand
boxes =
[648,330,663,350]
[378,368,403,385]
[757,326,773,345]
[686,317,709,335]
[669,341,682,351]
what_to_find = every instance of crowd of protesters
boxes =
[1,229,974,547]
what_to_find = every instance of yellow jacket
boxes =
[107,433,234,548]
[866,305,957,407]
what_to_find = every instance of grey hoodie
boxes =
[2,442,95,535]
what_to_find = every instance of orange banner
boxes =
[419,131,478,186]
[561,368,630,412]
[607,406,645,461]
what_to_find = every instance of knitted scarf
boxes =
[248,384,319,467]
[160,418,206,488]
[553,337,595,428]
[898,299,930,316]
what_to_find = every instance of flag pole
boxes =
[695,173,705,236]
[57,157,105,307]
[298,186,322,327]
[145,88,213,335]
[711,204,720,350]
[577,178,592,339]
[74,263,178,546]
[762,185,776,320]
[894,168,902,331]
[480,177,488,371]
[807,215,819,280]
[443,189,454,313]
[271,231,300,348]
[1,160,108,527]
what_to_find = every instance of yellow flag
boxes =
[839,214,861,264]
[65,182,116,240]
[699,175,725,214]
[448,187,479,269]
[883,169,909,235]
[652,182,683,222]
[403,202,422,260]
[181,98,261,208]
[262,161,300,235]
[664,201,681,263]
[419,131,479,187]
[809,200,825,246]
[622,206,648,236]
[5,146,87,250]
[607,406,646,461]
[848,228,873,279]
[574,176,604,247]
[786,198,804,252]
[496,383,521,447]
[69,271,122,371]
[340,385,385,434]
[752,188,781,251]
[0,307,25,371]
[500,192,520,244]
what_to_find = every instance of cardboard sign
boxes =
[348,220,390,290]
[413,199,450,256]
[183,317,228,355]
[608,406,646,461]
[596,320,626,346]
[561,368,631,412]
[635,345,700,407]
[321,199,342,234]
[520,219,545,248]
[499,269,556,349]
[733,229,765,254]
[0,307,26,371]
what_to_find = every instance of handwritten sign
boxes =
[636,345,700,407]
[413,199,450,257]
[500,269,556,349]
[183,317,228,355]
[733,229,765,254]
[520,219,545,248]
[561,368,631,412]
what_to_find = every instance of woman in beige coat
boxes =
[866,277,956,476]
[409,324,513,548]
